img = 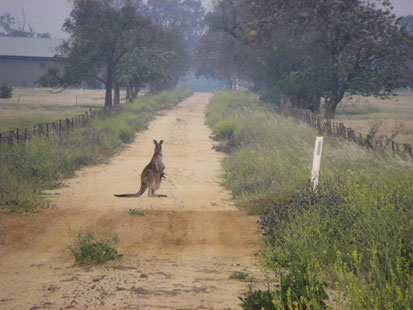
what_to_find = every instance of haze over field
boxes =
[0,0,213,38]
[0,0,411,38]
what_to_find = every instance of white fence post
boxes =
[311,137,324,192]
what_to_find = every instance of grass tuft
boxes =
[69,232,122,265]
[229,271,249,280]
[128,208,145,216]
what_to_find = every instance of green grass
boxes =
[206,90,413,310]
[229,271,249,280]
[0,104,99,133]
[128,208,145,216]
[69,232,122,265]
[0,88,193,212]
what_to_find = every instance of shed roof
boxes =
[0,36,62,58]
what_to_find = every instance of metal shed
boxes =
[0,37,63,87]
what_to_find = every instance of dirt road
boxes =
[0,93,262,309]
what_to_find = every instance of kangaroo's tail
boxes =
[114,183,147,198]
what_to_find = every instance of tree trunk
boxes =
[324,85,345,119]
[104,64,114,108]
[325,102,337,119]
[132,87,139,99]
[126,86,132,101]
[114,85,120,105]
[310,96,321,114]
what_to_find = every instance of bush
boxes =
[0,83,12,98]
[69,232,122,264]
[240,267,328,310]
[213,119,239,140]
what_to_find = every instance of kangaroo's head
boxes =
[153,139,163,154]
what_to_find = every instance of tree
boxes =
[244,0,413,118]
[196,0,253,89]
[0,12,34,37]
[142,0,206,49]
[59,0,154,108]
[142,0,206,91]
[400,15,413,35]
[118,48,172,100]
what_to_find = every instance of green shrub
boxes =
[69,232,122,265]
[240,286,276,310]
[213,119,239,140]
[240,267,328,310]
[0,83,12,98]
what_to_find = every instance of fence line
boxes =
[0,108,110,145]
[281,105,412,158]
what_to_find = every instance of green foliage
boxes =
[213,119,239,140]
[128,208,145,216]
[207,91,413,309]
[0,83,12,98]
[0,88,192,212]
[69,232,121,265]
[229,271,249,280]
[240,266,328,310]
[240,286,275,310]
[201,1,413,118]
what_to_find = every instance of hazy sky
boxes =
[0,0,412,38]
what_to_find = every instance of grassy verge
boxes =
[206,91,413,309]
[0,88,192,212]
[0,105,102,133]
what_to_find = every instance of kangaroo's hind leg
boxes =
[151,189,167,197]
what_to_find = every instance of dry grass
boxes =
[335,93,413,144]
[0,87,127,133]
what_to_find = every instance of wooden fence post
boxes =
[9,130,14,145]
[66,118,71,133]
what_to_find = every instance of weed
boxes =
[240,267,328,310]
[128,208,145,216]
[229,271,249,280]
[69,232,122,265]
[239,285,275,310]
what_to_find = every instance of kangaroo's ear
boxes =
[160,140,163,144]
[153,140,157,144]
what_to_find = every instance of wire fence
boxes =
[2,102,412,157]
[0,108,109,145]
[282,105,412,158]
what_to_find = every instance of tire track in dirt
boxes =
[0,93,262,309]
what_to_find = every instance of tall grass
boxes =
[0,88,192,212]
[207,91,413,309]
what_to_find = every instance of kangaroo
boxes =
[114,140,167,198]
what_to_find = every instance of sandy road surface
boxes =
[0,93,262,309]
